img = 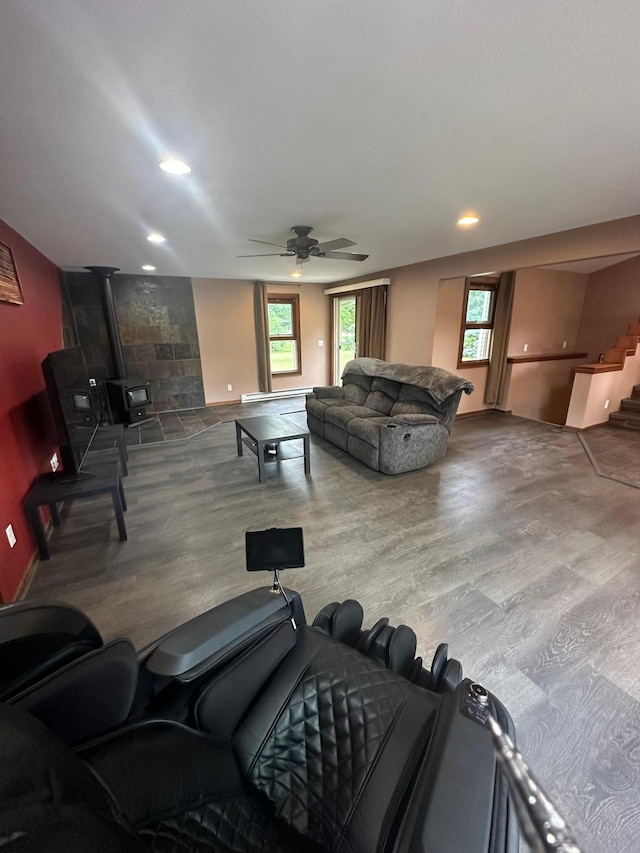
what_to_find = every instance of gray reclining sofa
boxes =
[306,357,474,474]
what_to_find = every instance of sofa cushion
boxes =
[363,378,400,414]
[396,383,445,412]
[342,374,372,405]
[306,397,353,423]
[390,400,434,416]
[346,416,392,449]
[325,406,382,430]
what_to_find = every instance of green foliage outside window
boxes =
[466,289,492,323]
[462,329,481,360]
[268,303,293,335]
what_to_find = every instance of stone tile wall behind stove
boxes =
[64,272,205,412]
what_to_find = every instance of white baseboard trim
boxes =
[241,388,313,403]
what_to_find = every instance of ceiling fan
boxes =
[238,225,368,264]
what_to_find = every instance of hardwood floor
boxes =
[27,410,640,852]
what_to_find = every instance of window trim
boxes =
[457,277,499,368]
[268,293,302,376]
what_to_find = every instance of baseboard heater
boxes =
[241,388,313,403]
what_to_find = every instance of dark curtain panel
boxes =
[253,281,272,393]
[484,271,516,405]
[356,285,388,360]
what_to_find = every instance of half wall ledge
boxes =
[566,347,640,429]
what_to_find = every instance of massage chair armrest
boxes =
[143,587,304,682]
[388,414,440,427]
[393,680,518,853]
[310,385,345,399]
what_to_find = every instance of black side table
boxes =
[24,457,127,561]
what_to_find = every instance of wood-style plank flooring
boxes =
[27,410,640,852]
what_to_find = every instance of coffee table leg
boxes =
[118,476,128,511]
[257,441,266,483]
[236,421,243,456]
[303,434,311,475]
[111,486,128,542]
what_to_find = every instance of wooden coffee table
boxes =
[235,415,311,484]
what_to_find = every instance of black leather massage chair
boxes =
[0,586,519,853]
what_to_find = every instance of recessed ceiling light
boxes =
[291,269,302,278]
[159,158,191,175]
[142,265,156,271]
[457,215,480,226]
[147,232,166,244]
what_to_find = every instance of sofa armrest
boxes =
[312,385,345,399]
[389,413,440,427]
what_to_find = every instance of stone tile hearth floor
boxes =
[124,397,307,446]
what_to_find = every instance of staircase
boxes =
[608,320,640,429]
[609,384,640,430]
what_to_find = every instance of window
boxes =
[268,295,301,375]
[458,278,499,365]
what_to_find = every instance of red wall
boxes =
[0,220,62,602]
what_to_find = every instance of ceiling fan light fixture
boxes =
[147,232,166,244]
[142,264,156,271]
[159,158,191,175]
[457,215,480,227]
[291,269,302,278]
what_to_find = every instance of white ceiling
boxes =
[1,1,640,284]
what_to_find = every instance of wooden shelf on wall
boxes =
[507,352,588,364]
[574,363,624,374]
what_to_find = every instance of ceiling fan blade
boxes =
[248,238,288,249]
[296,255,310,265]
[237,252,293,258]
[316,237,356,252]
[323,251,369,262]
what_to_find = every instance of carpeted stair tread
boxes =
[609,410,640,430]
[619,397,640,413]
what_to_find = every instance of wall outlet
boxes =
[523,343,528,352]
[5,524,16,548]
[50,452,59,472]
[562,340,567,349]
[88,377,97,387]
[227,384,233,392]
[318,339,324,347]
[604,399,610,409]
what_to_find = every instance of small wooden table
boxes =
[235,415,311,484]
[24,457,127,560]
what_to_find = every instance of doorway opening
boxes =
[332,295,356,384]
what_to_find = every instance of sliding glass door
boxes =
[332,295,356,384]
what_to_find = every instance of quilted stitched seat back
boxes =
[234,628,438,853]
